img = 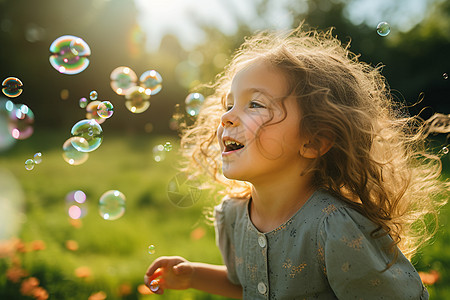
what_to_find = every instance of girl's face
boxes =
[217,60,308,184]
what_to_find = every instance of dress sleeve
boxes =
[318,207,428,299]
[214,199,240,285]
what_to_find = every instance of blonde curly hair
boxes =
[179,25,448,260]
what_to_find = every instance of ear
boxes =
[300,136,334,159]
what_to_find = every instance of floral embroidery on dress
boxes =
[247,264,258,281]
[341,235,363,250]
[322,204,337,215]
[370,278,381,286]
[282,258,307,278]
[341,262,351,272]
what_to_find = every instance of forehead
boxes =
[229,59,289,98]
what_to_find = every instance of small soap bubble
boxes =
[97,101,114,119]
[99,190,126,220]
[163,142,173,152]
[110,66,138,95]
[2,77,23,98]
[376,22,391,36]
[139,70,163,95]
[153,144,166,162]
[33,152,42,164]
[185,93,205,116]
[442,146,449,154]
[125,86,150,113]
[89,91,98,100]
[79,97,88,108]
[9,103,34,140]
[148,244,156,254]
[70,119,103,152]
[150,280,159,292]
[49,35,91,75]
[25,158,35,170]
[86,100,106,124]
[444,73,448,80]
[62,137,89,165]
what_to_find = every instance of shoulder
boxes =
[214,197,249,225]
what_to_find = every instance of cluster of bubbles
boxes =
[152,142,173,162]
[49,35,91,75]
[24,152,42,171]
[110,67,163,114]
[63,91,115,166]
[376,22,391,37]
[1,77,35,152]
[65,189,127,221]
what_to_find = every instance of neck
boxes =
[249,173,315,233]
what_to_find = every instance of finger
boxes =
[173,262,192,275]
[146,268,163,282]
[146,257,169,276]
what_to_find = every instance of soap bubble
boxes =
[62,137,89,165]
[148,244,156,254]
[33,152,42,164]
[99,190,126,220]
[110,66,138,95]
[89,90,98,101]
[79,97,88,108]
[376,22,391,36]
[97,101,114,119]
[86,100,106,124]
[442,146,449,155]
[8,103,34,140]
[125,86,150,113]
[2,77,23,98]
[163,142,173,152]
[25,159,35,170]
[444,73,448,80]
[66,190,87,219]
[149,280,159,292]
[49,35,91,75]
[70,119,103,152]
[139,70,162,95]
[153,144,166,162]
[185,93,204,116]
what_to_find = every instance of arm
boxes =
[145,256,242,299]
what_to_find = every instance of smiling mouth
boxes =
[224,140,245,152]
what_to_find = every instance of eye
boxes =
[249,101,265,109]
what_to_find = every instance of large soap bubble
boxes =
[62,137,89,165]
[99,190,126,220]
[8,103,34,140]
[110,66,138,95]
[185,93,204,116]
[70,119,103,152]
[125,86,150,113]
[49,35,91,75]
[140,70,162,95]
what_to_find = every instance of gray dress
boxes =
[214,189,428,299]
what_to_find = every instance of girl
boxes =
[145,26,448,299]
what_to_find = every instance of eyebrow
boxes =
[227,87,274,101]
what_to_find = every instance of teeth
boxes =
[224,140,242,147]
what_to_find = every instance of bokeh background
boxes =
[0,0,449,299]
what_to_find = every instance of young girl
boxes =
[145,26,448,299]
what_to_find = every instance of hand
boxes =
[144,256,195,295]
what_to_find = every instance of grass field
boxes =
[0,129,449,299]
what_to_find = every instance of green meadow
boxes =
[0,130,449,299]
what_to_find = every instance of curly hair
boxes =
[179,25,448,260]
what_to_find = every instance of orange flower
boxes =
[65,240,79,251]
[190,227,206,240]
[33,286,49,300]
[137,284,152,295]
[15,239,28,253]
[69,218,82,228]
[118,283,132,296]
[88,291,107,300]
[75,266,92,278]
[419,270,440,285]
[20,277,39,296]
[0,239,16,258]
[6,266,28,283]
[31,240,46,251]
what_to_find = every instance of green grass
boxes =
[0,130,449,299]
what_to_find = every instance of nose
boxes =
[221,109,239,127]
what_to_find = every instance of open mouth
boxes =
[224,139,245,152]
